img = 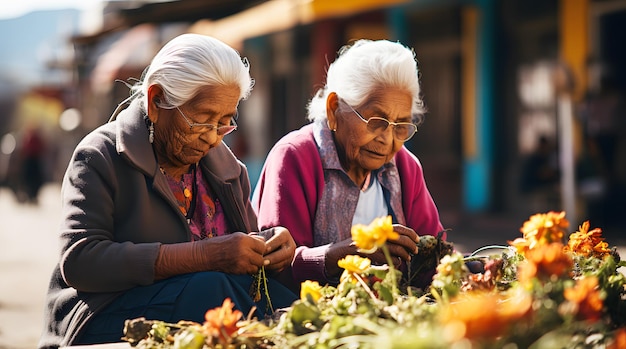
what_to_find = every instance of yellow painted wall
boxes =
[559,0,589,101]
[311,0,408,19]
[461,6,478,159]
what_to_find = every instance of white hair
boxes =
[307,39,425,125]
[130,33,254,111]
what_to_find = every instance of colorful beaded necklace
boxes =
[161,164,197,223]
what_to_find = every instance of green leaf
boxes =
[173,328,205,349]
[373,281,393,304]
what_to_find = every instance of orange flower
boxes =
[203,298,243,344]
[564,221,611,258]
[516,260,538,286]
[511,211,569,255]
[351,215,399,253]
[518,242,573,284]
[439,289,531,341]
[608,328,626,349]
[509,237,532,255]
[563,276,604,322]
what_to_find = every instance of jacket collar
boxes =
[115,99,158,177]
[198,142,241,183]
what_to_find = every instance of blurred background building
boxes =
[1,0,625,234]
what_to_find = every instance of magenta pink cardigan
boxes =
[253,124,444,285]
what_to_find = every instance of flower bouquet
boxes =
[122,211,626,348]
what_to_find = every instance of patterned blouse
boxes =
[163,164,229,240]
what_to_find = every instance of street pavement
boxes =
[0,183,624,349]
[0,184,60,349]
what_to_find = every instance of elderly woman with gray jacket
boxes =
[38,34,297,349]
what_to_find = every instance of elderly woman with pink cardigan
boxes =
[253,39,445,291]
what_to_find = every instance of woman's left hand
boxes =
[251,227,296,272]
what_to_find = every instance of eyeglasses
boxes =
[344,102,418,142]
[176,106,238,136]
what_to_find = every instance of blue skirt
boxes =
[74,272,297,345]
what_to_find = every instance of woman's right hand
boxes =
[155,233,270,280]
[199,232,267,275]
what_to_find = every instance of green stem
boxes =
[381,244,398,296]
[261,266,274,313]
[353,272,379,301]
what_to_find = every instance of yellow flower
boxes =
[300,280,323,303]
[338,255,371,274]
[564,221,611,258]
[510,211,569,255]
[351,215,399,253]
[338,255,371,283]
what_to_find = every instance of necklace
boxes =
[361,172,372,192]
[161,164,197,223]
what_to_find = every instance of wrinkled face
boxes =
[153,84,240,167]
[331,88,413,174]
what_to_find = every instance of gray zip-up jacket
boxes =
[38,99,258,348]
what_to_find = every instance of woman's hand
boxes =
[204,233,267,274]
[324,238,359,279]
[385,224,419,264]
[324,224,419,278]
[154,233,268,279]
[325,237,403,279]
[251,227,296,272]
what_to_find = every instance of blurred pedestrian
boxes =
[519,135,560,213]
[580,75,622,179]
[19,124,46,204]
[578,60,626,228]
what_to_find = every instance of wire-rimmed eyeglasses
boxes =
[343,101,418,142]
[176,106,238,136]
